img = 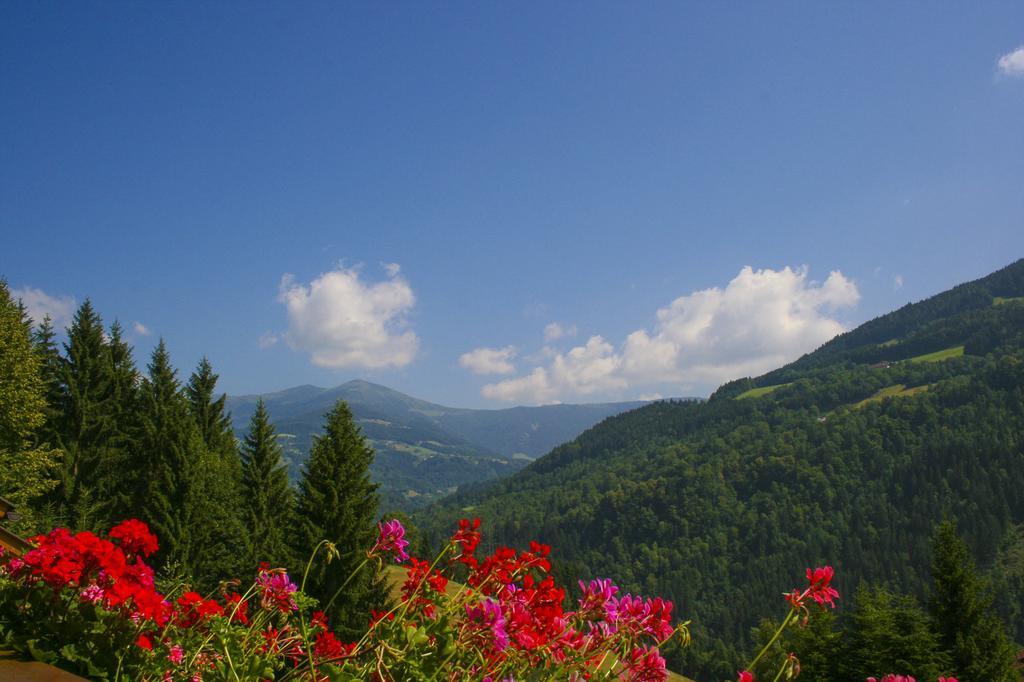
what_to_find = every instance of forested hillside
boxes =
[418,259,1024,680]
[226,380,647,509]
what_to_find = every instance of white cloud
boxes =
[277,264,418,369]
[893,275,904,291]
[133,321,152,336]
[11,286,75,329]
[481,266,859,404]
[257,331,279,349]
[459,346,517,375]
[543,322,577,342]
[997,46,1024,77]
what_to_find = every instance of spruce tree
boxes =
[57,300,115,528]
[183,357,248,587]
[95,321,141,526]
[0,281,59,531]
[135,340,201,568]
[293,400,386,636]
[841,584,946,681]
[241,399,294,569]
[930,521,1017,682]
[31,315,66,447]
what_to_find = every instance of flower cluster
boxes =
[0,517,688,681]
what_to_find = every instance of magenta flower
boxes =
[616,594,674,641]
[167,645,184,665]
[465,598,510,652]
[372,519,410,563]
[624,646,667,681]
[256,569,298,612]
[577,578,620,624]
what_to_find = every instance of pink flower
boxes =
[577,578,619,624]
[623,646,667,681]
[465,598,510,652]
[739,672,754,682]
[256,569,298,612]
[79,583,104,603]
[616,595,674,641]
[938,678,958,682]
[372,519,410,563]
[168,644,184,665]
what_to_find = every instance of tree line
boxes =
[0,282,386,633]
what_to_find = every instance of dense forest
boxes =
[0,282,388,630]
[417,259,1024,680]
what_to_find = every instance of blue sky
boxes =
[3,2,1023,407]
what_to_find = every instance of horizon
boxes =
[4,3,1023,407]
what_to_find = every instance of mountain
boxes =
[417,258,1024,680]
[225,381,648,510]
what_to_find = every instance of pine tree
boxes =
[241,399,294,569]
[841,584,946,681]
[0,281,59,531]
[94,321,141,526]
[183,357,248,588]
[293,400,386,636]
[56,300,115,528]
[31,315,66,447]
[134,340,201,568]
[930,520,1017,682]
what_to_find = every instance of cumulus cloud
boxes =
[459,346,517,375]
[11,286,75,328]
[278,264,418,369]
[543,322,577,342]
[894,275,904,291]
[997,46,1024,77]
[133,321,152,336]
[481,266,859,404]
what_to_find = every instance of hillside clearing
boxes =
[854,383,930,408]
[993,296,1024,305]
[735,383,791,400]
[908,346,964,363]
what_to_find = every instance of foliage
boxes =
[0,281,59,530]
[0,518,689,681]
[417,259,1024,679]
[241,398,295,570]
[292,400,387,638]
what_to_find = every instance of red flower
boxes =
[135,634,153,651]
[738,672,754,682]
[226,592,249,625]
[805,566,839,608]
[108,519,159,557]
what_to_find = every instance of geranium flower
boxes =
[256,569,298,613]
[108,519,159,557]
[371,519,410,563]
[623,646,667,682]
[738,672,754,682]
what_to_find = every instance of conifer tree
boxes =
[182,357,248,587]
[93,321,142,526]
[930,521,1017,682]
[135,340,201,568]
[841,584,946,681]
[241,399,294,569]
[0,281,59,530]
[293,400,386,636]
[57,300,115,528]
[31,315,66,447]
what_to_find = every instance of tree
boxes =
[930,521,1017,682]
[57,300,116,528]
[183,357,248,588]
[0,281,59,531]
[134,340,201,568]
[293,400,386,636]
[241,399,294,569]
[841,584,946,681]
[99,321,141,524]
